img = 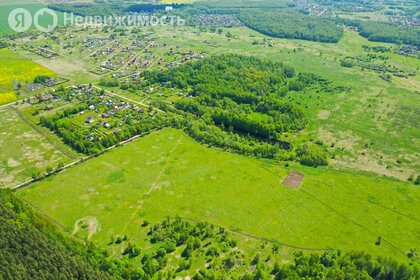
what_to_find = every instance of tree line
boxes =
[239,9,344,43]
[338,18,420,47]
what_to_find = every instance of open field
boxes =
[0,106,72,188]
[0,4,65,35]
[0,48,55,105]
[17,128,420,263]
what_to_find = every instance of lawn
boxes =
[0,48,55,105]
[17,128,420,263]
[0,106,72,188]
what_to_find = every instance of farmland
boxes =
[17,128,420,263]
[0,106,72,188]
[0,48,55,105]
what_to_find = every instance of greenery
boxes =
[339,19,420,47]
[33,75,51,84]
[141,54,332,163]
[0,106,72,188]
[17,129,420,263]
[0,48,55,105]
[4,188,419,279]
[1,1,420,277]
[0,189,117,279]
[38,88,186,155]
[48,3,122,17]
[240,9,344,43]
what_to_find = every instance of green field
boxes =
[0,106,72,188]
[0,48,55,104]
[0,3,65,35]
[17,128,420,262]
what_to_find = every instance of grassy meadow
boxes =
[0,106,72,188]
[0,48,55,105]
[17,128,420,263]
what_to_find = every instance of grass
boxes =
[0,48,55,105]
[17,128,420,263]
[0,106,72,188]
[0,4,65,35]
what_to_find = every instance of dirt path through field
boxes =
[122,133,184,232]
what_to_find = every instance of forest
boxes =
[48,2,123,17]
[239,9,344,43]
[1,189,418,280]
[141,54,332,166]
[338,19,420,47]
[0,190,117,279]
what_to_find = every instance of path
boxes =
[10,106,78,159]
[122,133,184,232]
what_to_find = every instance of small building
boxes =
[88,104,95,110]
[86,116,94,124]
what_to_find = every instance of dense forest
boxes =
[0,190,119,279]
[239,9,344,43]
[356,21,420,47]
[48,3,124,17]
[336,19,420,47]
[1,190,418,279]
[141,54,331,166]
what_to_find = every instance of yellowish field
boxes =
[0,48,55,105]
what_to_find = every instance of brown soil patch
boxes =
[282,171,305,189]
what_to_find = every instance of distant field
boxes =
[0,0,39,5]
[0,48,55,105]
[17,128,420,262]
[0,107,72,188]
[161,0,197,3]
[0,4,64,35]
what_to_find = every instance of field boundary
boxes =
[11,128,162,190]
[11,106,79,159]
[18,195,86,244]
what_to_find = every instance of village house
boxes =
[85,116,94,124]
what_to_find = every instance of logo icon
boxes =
[8,8,32,33]
[8,8,59,33]
[34,8,58,33]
